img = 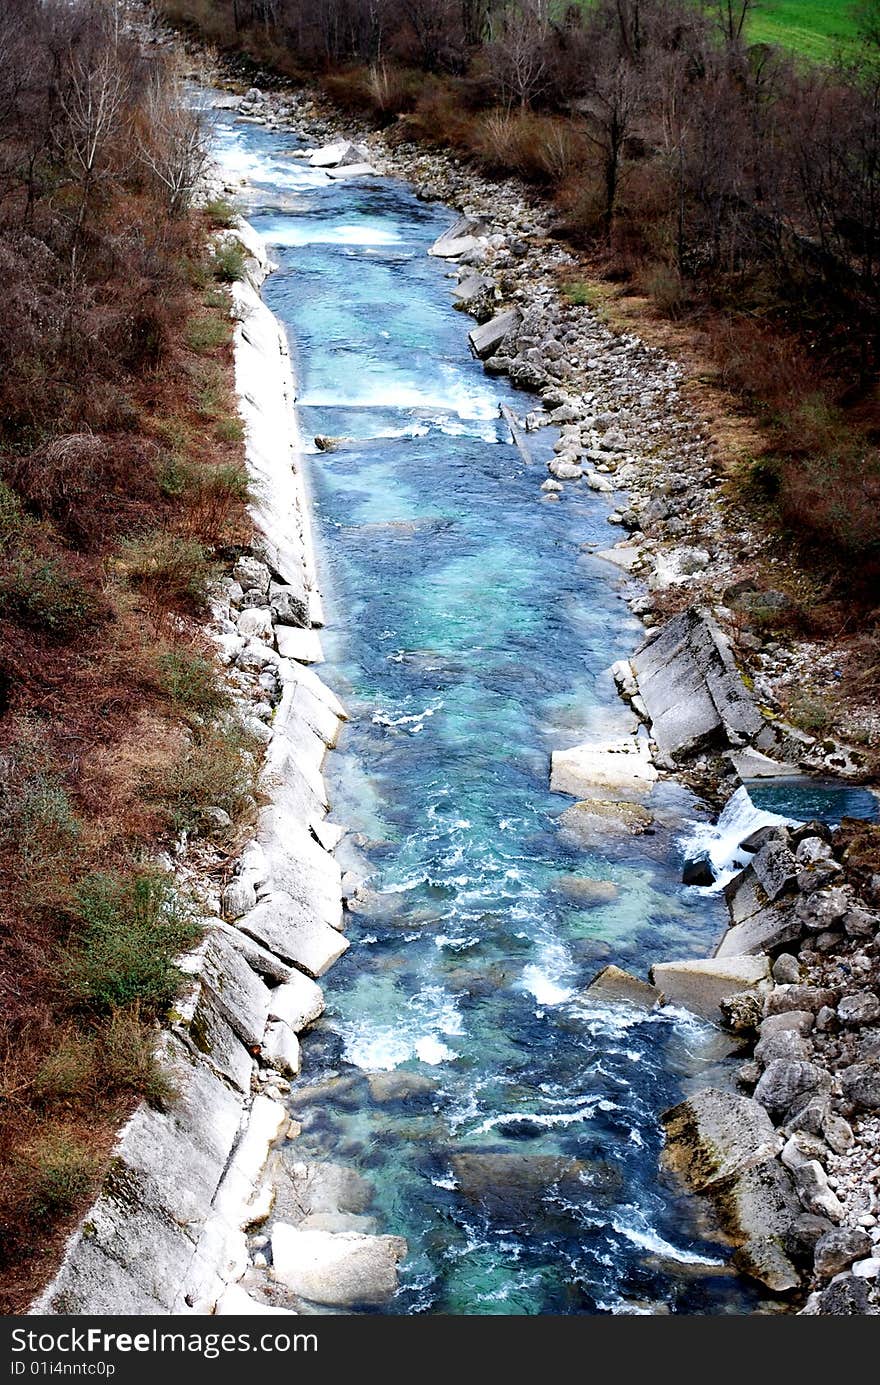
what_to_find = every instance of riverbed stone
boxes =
[650,955,770,1022]
[270,1225,407,1306]
[556,876,620,906]
[550,738,658,796]
[580,965,661,1009]
[557,798,654,842]
[837,990,880,1027]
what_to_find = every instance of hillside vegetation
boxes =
[0,0,256,1310]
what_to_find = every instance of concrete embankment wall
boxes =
[33,221,346,1316]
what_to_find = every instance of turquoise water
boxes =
[215,117,761,1314]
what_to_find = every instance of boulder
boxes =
[556,876,619,906]
[753,1029,810,1067]
[270,1225,406,1307]
[714,905,801,958]
[758,1011,815,1039]
[238,893,349,977]
[274,626,324,665]
[814,1228,873,1278]
[682,851,715,886]
[751,840,800,902]
[661,1089,800,1293]
[839,1059,880,1111]
[650,955,770,1023]
[812,1274,877,1315]
[632,607,763,759]
[753,1060,831,1120]
[837,991,880,1027]
[268,972,325,1033]
[201,932,270,1050]
[765,985,837,1016]
[262,1020,300,1078]
[468,308,522,360]
[451,1152,621,1219]
[307,140,366,168]
[429,214,488,259]
[661,1089,780,1191]
[325,163,377,179]
[367,1071,438,1104]
[580,965,661,1010]
[550,738,658,797]
[791,1161,843,1222]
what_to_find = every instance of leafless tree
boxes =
[487,0,552,109]
[138,72,208,217]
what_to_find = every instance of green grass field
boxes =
[748,1,861,61]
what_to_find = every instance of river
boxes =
[213,113,762,1316]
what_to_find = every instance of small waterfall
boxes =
[680,785,794,891]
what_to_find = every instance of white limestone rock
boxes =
[271,1225,407,1306]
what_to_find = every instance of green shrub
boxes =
[26,1133,98,1220]
[97,1007,174,1105]
[158,648,229,722]
[143,720,260,835]
[156,454,197,499]
[215,415,245,444]
[120,530,213,609]
[185,313,229,354]
[33,1032,96,1102]
[0,480,27,548]
[64,869,200,1015]
[0,553,98,639]
[13,777,82,884]
[787,691,834,734]
[561,280,600,308]
[211,241,246,283]
[204,197,239,228]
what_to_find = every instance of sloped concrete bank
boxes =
[32,222,348,1316]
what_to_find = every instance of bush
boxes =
[0,553,99,640]
[211,241,246,283]
[63,869,200,1016]
[33,1032,96,1103]
[97,1007,174,1105]
[204,197,239,228]
[142,719,260,835]
[643,263,690,320]
[0,480,27,548]
[787,691,834,734]
[214,415,245,444]
[9,777,82,900]
[157,648,230,722]
[185,313,229,354]
[24,1132,99,1221]
[119,530,213,609]
[181,462,251,545]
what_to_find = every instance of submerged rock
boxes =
[580,965,661,1010]
[558,798,654,843]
